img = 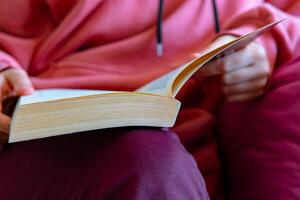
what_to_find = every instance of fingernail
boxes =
[18,86,34,95]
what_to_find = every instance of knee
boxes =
[115,129,207,187]
[112,129,209,199]
[116,129,192,172]
[81,129,209,199]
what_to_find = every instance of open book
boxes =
[8,20,283,143]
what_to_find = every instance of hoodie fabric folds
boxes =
[0,0,300,199]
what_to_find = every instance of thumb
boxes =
[196,58,225,78]
[4,69,34,96]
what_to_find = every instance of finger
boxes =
[223,62,270,84]
[4,70,34,96]
[222,48,253,72]
[193,35,237,58]
[197,58,224,77]
[0,75,12,113]
[0,131,8,140]
[226,90,264,102]
[197,47,253,77]
[0,113,11,133]
[222,77,268,95]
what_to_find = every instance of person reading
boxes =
[0,1,300,199]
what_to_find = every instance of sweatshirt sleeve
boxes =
[0,50,22,71]
[221,1,300,69]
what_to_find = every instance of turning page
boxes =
[136,19,283,98]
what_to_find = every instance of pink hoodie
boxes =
[0,0,300,198]
[0,0,299,91]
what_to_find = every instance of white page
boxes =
[136,65,187,97]
[20,89,119,105]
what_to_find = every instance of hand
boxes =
[197,35,271,102]
[0,68,34,150]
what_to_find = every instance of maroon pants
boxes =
[0,128,209,200]
[218,57,300,199]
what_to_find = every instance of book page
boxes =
[171,19,284,97]
[20,89,119,105]
[136,40,235,97]
[137,19,283,98]
[136,64,187,96]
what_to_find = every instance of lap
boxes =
[0,128,207,200]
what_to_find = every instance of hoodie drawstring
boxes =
[156,0,221,57]
[156,0,164,57]
[211,0,220,33]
